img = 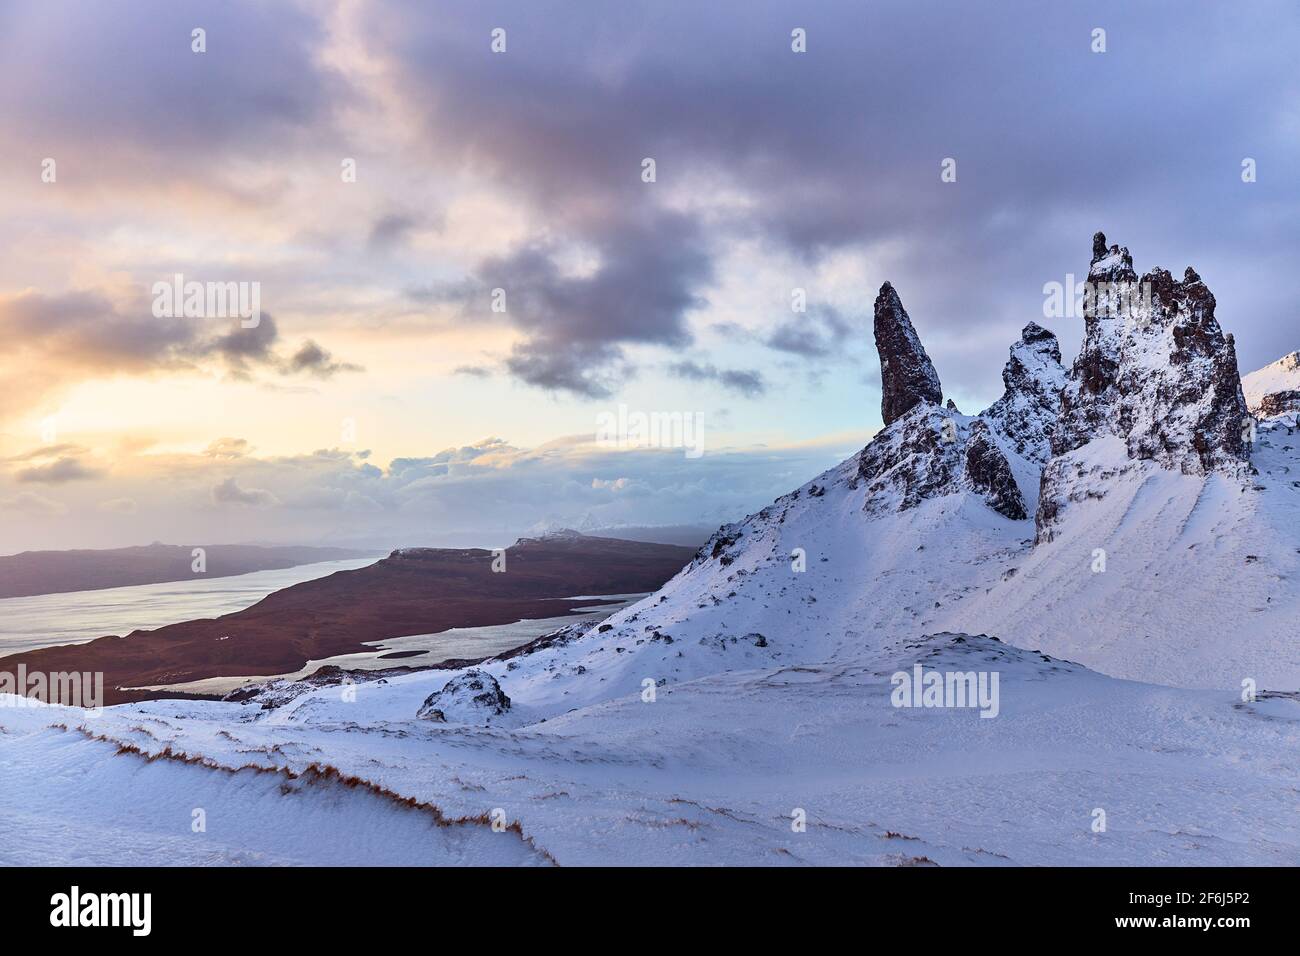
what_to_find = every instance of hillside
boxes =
[0,542,377,599]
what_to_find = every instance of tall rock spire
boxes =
[873,282,942,426]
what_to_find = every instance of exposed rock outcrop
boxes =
[982,322,1065,464]
[857,403,966,513]
[1038,233,1252,541]
[1257,390,1300,419]
[1053,232,1249,475]
[858,286,1041,519]
[964,419,1028,520]
[417,669,511,724]
[874,282,943,425]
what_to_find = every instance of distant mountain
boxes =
[1242,349,1300,417]
[0,542,379,599]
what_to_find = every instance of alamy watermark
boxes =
[152,273,260,328]
[0,665,104,714]
[1043,275,1154,322]
[891,665,1000,719]
[596,405,704,459]
[50,886,151,936]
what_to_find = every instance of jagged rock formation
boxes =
[1039,233,1251,539]
[859,287,1048,519]
[874,282,942,425]
[417,669,511,723]
[1053,232,1249,475]
[855,234,1252,532]
[982,322,1065,464]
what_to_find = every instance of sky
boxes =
[1,0,1297,553]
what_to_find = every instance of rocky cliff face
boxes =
[1053,232,1250,475]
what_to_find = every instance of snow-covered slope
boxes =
[1243,350,1300,417]
[5,631,1297,866]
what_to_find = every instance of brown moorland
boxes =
[0,532,697,705]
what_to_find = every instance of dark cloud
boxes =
[202,313,280,376]
[766,305,856,360]
[286,340,363,378]
[360,0,1300,395]
[0,290,196,373]
[469,211,711,395]
[505,341,627,398]
[15,456,105,484]
[0,0,348,174]
[0,292,362,401]
[211,476,278,507]
[368,212,429,251]
[668,361,767,398]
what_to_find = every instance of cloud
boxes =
[667,361,767,397]
[15,456,105,484]
[462,211,711,396]
[211,476,278,507]
[368,212,435,251]
[591,477,634,491]
[0,291,362,417]
[353,0,1300,391]
[204,437,251,459]
[5,443,89,462]
[285,340,363,378]
[504,341,627,398]
[0,289,198,374]
[0,0,349,181]
[0,425,868,552]
[766,306,856,360]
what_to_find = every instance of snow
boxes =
[1243,350,1300,411]
[3,630,1296,866]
